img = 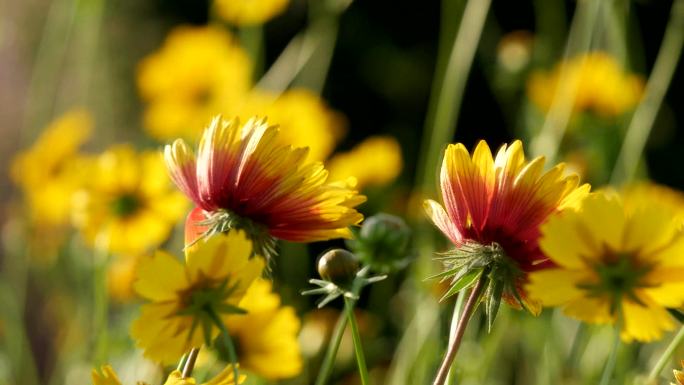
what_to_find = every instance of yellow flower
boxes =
[10,109,92,226]
[327,136,403,188]
[231,89,345,162]
[527,52,644,117]
[527,193,684,342]
[227,279,302,379]
[165,116,365,258]
[424,140,589,314]
[213,0,289,26]
[131,231,264,365]
[623,182,684,223]
[673,360,684,385]
[138,26,252,141]
[72,145,188,255]
[92,365,243,385]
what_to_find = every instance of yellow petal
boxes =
[526,269,588,306]
[134,250,189,301]
[620,296,674,342]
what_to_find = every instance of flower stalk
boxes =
[647,326,684,382]
[598,327,621,385]
[345,297,370,385]
[433,273,488,385]
[314,312,348,385]
[181,348,200,379]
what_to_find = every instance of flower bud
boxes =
[317,249,360,287]
[347,213,411,273]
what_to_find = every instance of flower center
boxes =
[111,194,140,217]
[579,253,651,314]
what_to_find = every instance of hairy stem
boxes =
[432,275,487,385]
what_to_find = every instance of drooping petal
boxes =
[164,139,201,206]
[423,199,463,245]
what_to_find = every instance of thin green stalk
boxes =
[239,25,265,79]
[647,326,684,382]
[598,328,620,385]
[182,348,201,378]
[610,0,684,185]
[432,275,488,385]
[177,352,189,372]
[256,0,352,95]
[530,0,602,162]
[415,0,492,196]
[208,308,241,383]
[315,311,348,385]
[565,323,588,374]
[344,297,370,385]
[445,291,467,385]
[92,233,110,364]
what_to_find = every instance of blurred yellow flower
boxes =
[527,193,684,342]
[213,0,289,26]
[527,52,644,117]
[10,109,92,226]
[92,365,243,385]
[72,145,188,255]
[232,89,345,162]
[227,279,302,379]
[131,231,264,365]
[108,255,141,302]
[623,182,684,222]
[327,136,403,188]
[138,26,252,141]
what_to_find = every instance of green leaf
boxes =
[440,268,483,302]
[425,266,462,281]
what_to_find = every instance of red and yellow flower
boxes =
[164,115,365,257]
[424,140,589,313]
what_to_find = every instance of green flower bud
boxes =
[347,213,411,273]
[317,249,360,287]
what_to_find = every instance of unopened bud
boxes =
[348,213,411,273]
[317,249,360,287]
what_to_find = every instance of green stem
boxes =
[208,308,241,383]
[445,290,467,385]
[177,352,189,372]
[598,328,620,385]
[415,0,492,196]
[315,311,348,385]
[182,348,200,378]
[610,0,684,185]
[565,323,588,374]
[647,326,684,382]
[432,275,488,385]
[530,0,602,162]
[344,297,370,385]
[239,25,265,79]
[92,233,110,364]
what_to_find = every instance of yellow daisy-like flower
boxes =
[131,231,264,365]
[165,115,365,258]
[138,26,252,141]
[424,140,589,314]
[673,360,684,385]
[227,279,302,379]
[213,0,289,26]
[327,136,403,188]
[92,365,243,385]
[72,145,188,255]
[11,109,92,226]
[527,193,684,342]
[527,52,644,117]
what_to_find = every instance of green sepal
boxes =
[440,268,483,302]
[485,278,504,333]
